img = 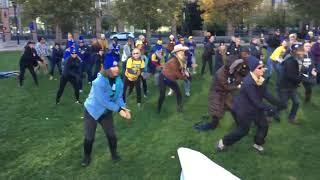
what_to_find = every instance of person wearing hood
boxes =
[157,44,190,113]
[216,56,282,153]
[56,47,82,104]
[194,58,243,131]
[81,54,131,166]
[279,44,317,124]
[19,41,40,86]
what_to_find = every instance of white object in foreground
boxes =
[177,147,240,180]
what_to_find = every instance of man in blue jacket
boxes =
[81,53,131,166]
[216,56,282,153]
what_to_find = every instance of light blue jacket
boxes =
[84,73,126,120]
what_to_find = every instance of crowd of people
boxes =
[17,30,319,166]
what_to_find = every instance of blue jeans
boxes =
[280,89,300,120]
[272,61,281,96]
[265,47,275,79]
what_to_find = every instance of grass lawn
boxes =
[0,50,320,180]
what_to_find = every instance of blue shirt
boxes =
[84,73,126,120]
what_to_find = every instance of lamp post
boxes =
[12,1,19,44]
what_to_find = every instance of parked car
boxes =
[109,32,134,40]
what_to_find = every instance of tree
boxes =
[287,0,320,30]
[18,0,95,42]
[112,0,185,38]
[198,0,263,35]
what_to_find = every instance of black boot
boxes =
[107,136,121,162]
[81,139,93,167]
[305,93,311,103]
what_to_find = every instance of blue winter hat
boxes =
[103,53,118,70]
[248,56,263,72]
[79,36,85,43]
[156,45,163,51]
[70,47,77,54]
[290,43,303,52]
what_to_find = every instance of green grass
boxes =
[0,50,320,180]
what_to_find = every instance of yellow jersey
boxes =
[125,57,145,81]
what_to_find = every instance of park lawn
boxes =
[0,50,320,180]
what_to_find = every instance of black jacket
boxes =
[19,46,40,66]
[266,35,281,49]
[280,55,302,89]
[52,47,63,63]
[227,43,241,57]
[203,42,216,57]
[233,74,279,118]
[63,56,81,79]
[249,43,262,59]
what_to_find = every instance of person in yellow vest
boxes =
[124,48,145,108]
[98,34,109,52]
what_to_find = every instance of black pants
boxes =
[83,109,117,158]
[50,60,62,76]
[141,75,148,96]
[56,76,80,102]
[123,76,142,103]
[303,82,312,102]
[209,111,237,129]
[223,114,269,146]
[201,55,213,76]
[19,64,38,86]
[157,73,182,113]
[279,89,300,120]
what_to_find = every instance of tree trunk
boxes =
[171,17,177,37]
[96,13,102,37]
[248,24,253,37]
[73,20,80,41]
[55,23,62,44]
[146,21,151,40]
[31,20,38,42]
[227,21,234,36]
[298,20,304,33]
[310,20,315,30]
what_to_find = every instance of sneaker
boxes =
[253,144,264,153]
[137,103,141,109]
[288,118,300,125]
[216,139,225,152]
[168,89,173,96]
[81,156,91,167]
[143,94,148,98]
[193,122,214,131]
[185,92,190,97]
[193,71,197,75]
[79,89,83,93]
[112,154,121,163]
[88,82,92,85]
[75,101,82,104]
[49,76,53,80]
[56,100,60,105]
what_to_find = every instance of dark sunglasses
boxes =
[257,66,264,70]
[71,53,77,55]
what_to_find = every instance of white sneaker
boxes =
[137,103,141,109]
[79,89,83,93]
[216,139,225,152]
[185,92,190,97]
[49,76,53,80]
[193,71,197,75]
[167,89,173,96]
[253,144,264,153]
[88,82,91,85]
[143,95,147,98]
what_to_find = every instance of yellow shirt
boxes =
[125,57,145,81]
[270,46,286,62]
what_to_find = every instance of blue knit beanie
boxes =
[103,53,118,70]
